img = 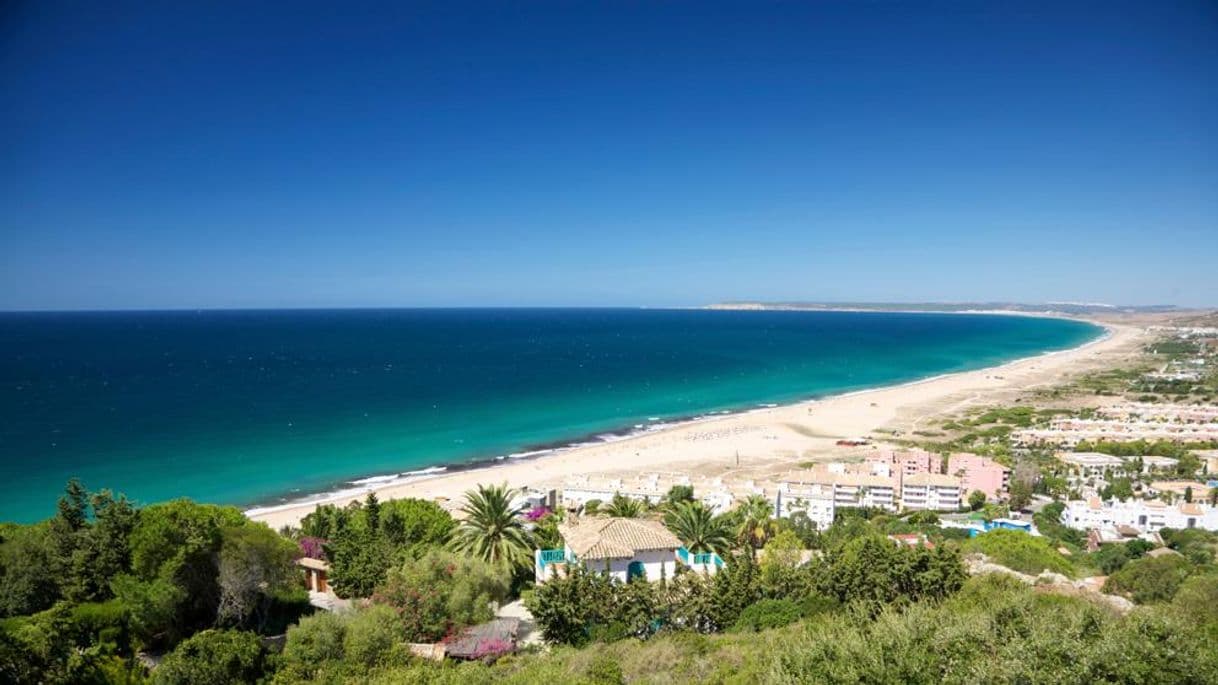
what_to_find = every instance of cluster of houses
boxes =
[1094,403,1218,423]
[1144,326,1217,381]
[1060,497,1218,540]
[1054,451,1180,478]
[1014,410,1218,448]
[1055,441,1218,543]
[547,449,1012,533]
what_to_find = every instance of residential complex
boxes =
[550,448,1001,535]
[1061,497,1218,534]
[900,473,963,511]
[946,453,1010,501]
[1055,451,1127,477]
[1014,416,1218,447]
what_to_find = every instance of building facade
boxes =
[947,453,1010,501]
[1061,498,1218,533]
[900,473,963,511]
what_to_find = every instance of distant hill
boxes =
[704,302,1181,315]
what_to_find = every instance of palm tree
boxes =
[735,494,777,550]
[604,492,644,518]
[448,483,532,571]
[663,501,733,556]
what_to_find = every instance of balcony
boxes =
[536,548,576,569]
[677,546,725,570]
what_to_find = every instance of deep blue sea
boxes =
[0,309,1101,523]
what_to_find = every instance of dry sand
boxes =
[248,320,1147,529]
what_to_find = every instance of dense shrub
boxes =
[67,599,129,652]
[372,548,508,642]
[1103,555,1198,604]
[822,535,966,611]
[278,611,347,681]
[772,575,1218,683]
[342,605,408,670]
[152,629,266,685]
[964,529,1075,577]
[732,598,801,632]
[1170,574,1218,625]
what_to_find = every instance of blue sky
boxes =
[2,1,1216,309]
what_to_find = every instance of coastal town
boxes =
[7,311,1218,682]
[248,312,1218,677]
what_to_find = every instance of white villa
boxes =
[534,516,723,584]
[1061,497,1218,534]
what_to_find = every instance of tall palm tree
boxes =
[604,492,644,518]
[448,483,532,571]
[663,501,734,556]
[735,494,777,550]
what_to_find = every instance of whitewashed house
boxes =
[1061,497,1218,534]
[534,516,722,584]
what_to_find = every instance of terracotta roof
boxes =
[559,517,682,560]
[903,473,961,488]
[1179,502,1204,515]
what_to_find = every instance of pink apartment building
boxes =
[946,453,1010,501]
[866,449,944,488]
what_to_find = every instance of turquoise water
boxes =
[0,309,1101,523]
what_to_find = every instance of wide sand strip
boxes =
[248,321,1145,529]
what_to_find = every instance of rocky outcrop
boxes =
[964,553,1134,614]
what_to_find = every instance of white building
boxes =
[1138,455,1181,474]
[900,473,962,511]
[1055,452,1127,478]
[778,473,898,513]
[535,516,706,584]
[1060,497,1218,534]
[775,485,836,529]
[559,476,667,508]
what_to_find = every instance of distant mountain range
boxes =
[704,302,1181,315]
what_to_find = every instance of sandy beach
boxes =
[248,319,1147,529]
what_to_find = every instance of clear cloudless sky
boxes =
[1,1,1216,310]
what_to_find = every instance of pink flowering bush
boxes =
[471,637,515,660]
[525,506,551,522]
[299,536,327,560]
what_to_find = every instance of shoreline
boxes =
[248,319,1131,528]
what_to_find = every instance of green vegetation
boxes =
[663,501,734,556]
[1103,554,1200,604]
[1161,527,1218,565]
[151,629,266,685]
[603,493,645,519]
[272,576,1218,684]
[301,493,455,598]
[1147,340,1201,356]
[963,528,1075,577]
[372,549,509,642]
[448,483,532,574]
[0,481,308,683]
[3,474,1217,683]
